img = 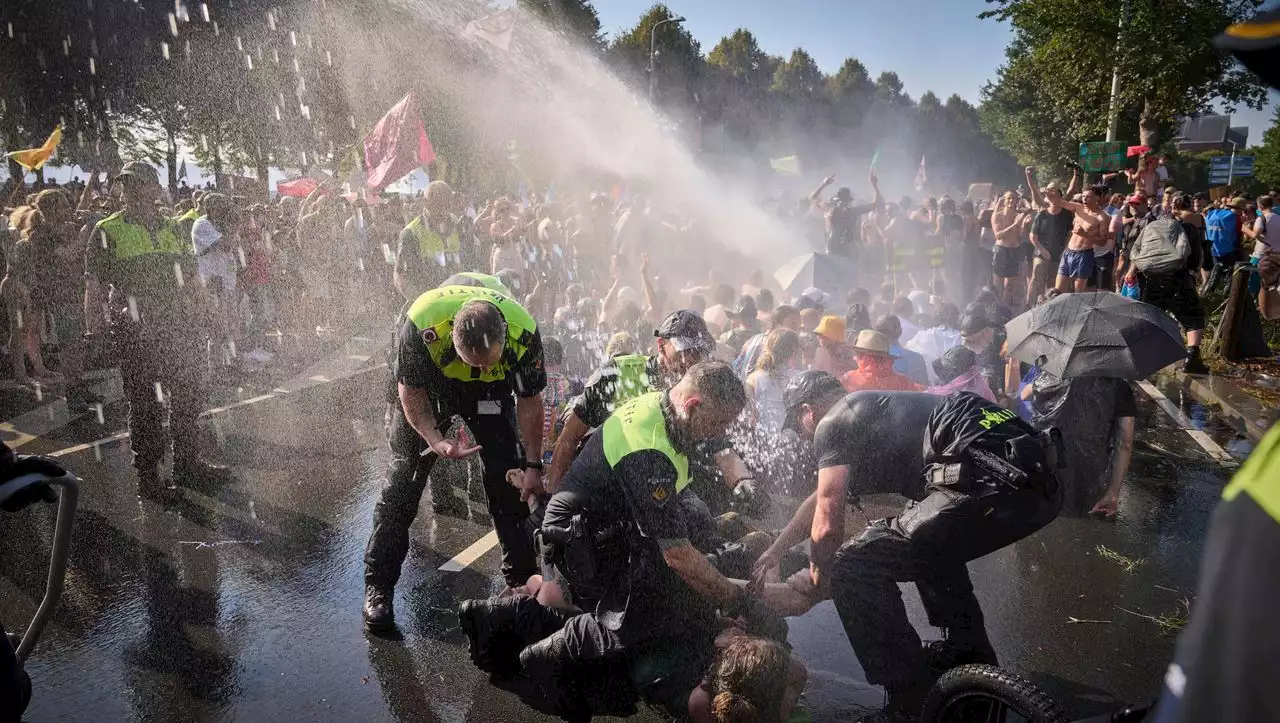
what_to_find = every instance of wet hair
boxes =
[605,331,636,357]
[543,337,564,367]
[686,360,747,418]
[713,283,736,307]
[756,288,774,313]
[755,329,800,374]
[1259,195,1274,210]
[1172,193,1192,212]
[708,636,790,723]
[891,296,916,319]
[845,304,871,337]
[936,302,961,330]
[769,304,798,330]
[452,300,507,355]
[874,314,903,342]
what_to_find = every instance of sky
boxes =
[593,0,1279,145]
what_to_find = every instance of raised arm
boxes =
[809,174,835,211]
[1064,168,1080,200]
[1024,166,1043,211]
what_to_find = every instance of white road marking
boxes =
[438,530,499,573]
[1137,381,1236,466]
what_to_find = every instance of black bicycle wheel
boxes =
[920,664,1066,723]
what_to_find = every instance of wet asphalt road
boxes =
[0,343,1252,723]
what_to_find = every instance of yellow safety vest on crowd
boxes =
[406,285,537,383]
[926,242,946,270]
[442,271,513,298]
[888,244,915,273]
[602,391,691,495]
[404,215,461,261]
[97,211,188,261]
[609,354,654,402]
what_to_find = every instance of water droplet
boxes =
[127,296,140,322]
[90,38,98,55]
[228,339,238,358]
[235,35,243,52]
[6,23,12,39]
[249,500,257,520]
[161,42,171,60]
[267,11,276,31]
[212,21,219,36]
[99,230,109,249]
[154,382,166,403]
[104,98,111,114]
[33,382,42,402]
[325,50,332,67]
[273,105,281,122]
[92,443,102,462]
[94,403,104,424]
[237,246,246,268]
[13,309,22,330]
[88,57,96,74]
[184,39,191,58]
[289,31,297,46]
[63,37,70,56]
[348,114,356,130]
[300,150,308,166]
[201,3,210,22]
[292,57,300,74]
[381,243,393,264]
[173,262,184,287]
[168,13,178,36]
[244,54,253,70]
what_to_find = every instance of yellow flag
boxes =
[770,155,801,177]
[5,126,63,172]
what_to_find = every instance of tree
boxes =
[980,0,1268,166]
[608,4,702,107]
[1254,107,1280,190]
[874,71,911,108]
[518,0,604,51]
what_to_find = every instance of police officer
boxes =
[84,162,221,496]
[393,180,464,302]
[515,362,779,718]
[363,284,548,631]
[439,270,516,297]
[754,372,1062,721]
[545,310,761,516]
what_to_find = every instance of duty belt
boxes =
[927,428,1064,491]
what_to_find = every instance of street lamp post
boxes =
[648,15,686,105]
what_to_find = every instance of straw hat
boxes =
[849,329,898,357]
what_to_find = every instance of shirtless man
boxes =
[990,191,1023,304]
[1054,185,1111,293]
[1024,166,1082,297]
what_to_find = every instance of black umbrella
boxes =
[1004,291,1186,379]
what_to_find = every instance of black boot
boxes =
[1183,345,1209,375]
[173,459,231,488]
[363,585,395,632]
[137,467,171,499]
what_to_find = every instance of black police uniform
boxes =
[815,391,1062,700]
[364,290,547,591]
[521,392,720,717]
[87,211,205,479]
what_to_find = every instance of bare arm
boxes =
[809,465,849,590]
[598,273,622,325]
[399,383,446,449]
[809,175,834,208]
[713,448,752,489]
[546,412,589,493]
[1024,167,1043,211]
[1064,169,1080,199]
[663,543,741,605]
[515,393,545,467]
[638,253,663,326]
[762,492,817,561]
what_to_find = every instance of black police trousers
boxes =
[0,619,28,723]
[364,398,535,589]
[115,319,206,473]
[830,482,1061,693]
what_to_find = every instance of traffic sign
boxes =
[1207,155,1254,185]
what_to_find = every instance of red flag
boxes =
[363,92,436,192]
[277,177,320,197]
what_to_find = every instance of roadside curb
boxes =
[1163,371,1278,444]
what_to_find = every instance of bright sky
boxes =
[594,0,1279,144]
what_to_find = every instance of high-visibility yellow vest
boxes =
[406,285,537,383]
[1223,424,1280,523]
[96,211,188,261]
[927,243,946,269]
[442,271,512,298]
[404,215,460,260]
[602,391,690,495]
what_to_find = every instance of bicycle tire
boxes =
[920,664,1066,723]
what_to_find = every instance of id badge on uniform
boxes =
[477,400,502,415]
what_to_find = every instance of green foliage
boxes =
[1254,107,1280,189]
[980,0,1269,168]
[607,3,702,106]
[518,0,604,51]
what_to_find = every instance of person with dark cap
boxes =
[719,295,759,355]
[958,311,1005,403]
[84,162,222,497]
[362,284,548,632]
[810,172,884,259]
[750,372,1063,722]
[545,311,760,519]
[1146,19,1280,723]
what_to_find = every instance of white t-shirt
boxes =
[1253,211,1278,259]
[191,216,237,294]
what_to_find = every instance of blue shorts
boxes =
[1058,248,1095,280]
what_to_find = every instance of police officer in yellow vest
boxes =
[363,284,548,631]
[393,181,464,302]
[84,162,222,496]
[514,363,780,718]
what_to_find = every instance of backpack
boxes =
[1131,217,1191,274]
[1204,208,1239,256]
